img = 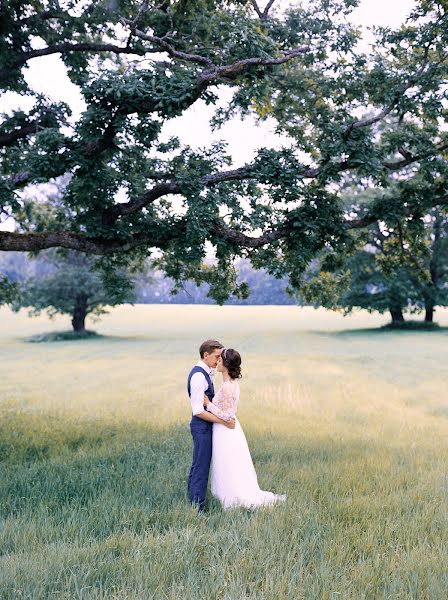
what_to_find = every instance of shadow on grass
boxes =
[28,330,102,343]
[25,331,189,344]
[315,323,448,337]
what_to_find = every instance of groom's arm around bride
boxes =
[190,384,236,428]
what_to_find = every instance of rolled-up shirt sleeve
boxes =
[190,372,207,416]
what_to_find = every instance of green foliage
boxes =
[0,275,18,305]
[1,0,448,302]
[13,250,137,330]
[301,197,448,322]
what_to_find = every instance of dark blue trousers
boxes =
[188,418,212,511]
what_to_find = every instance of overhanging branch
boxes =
[101,166,253,225]
[211,220,289,248]
[0,222,288,253]
[343,50,448,138]
[0,231,161,254]
[2,193,446,254]
[127,19,310,75]
[0,122,38,148]
[0,42,142,81]
[383,143,448,170]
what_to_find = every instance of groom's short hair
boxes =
[199,339,223,358]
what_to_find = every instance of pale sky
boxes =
[0,0,416,231]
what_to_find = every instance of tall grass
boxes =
[1,306,447,599]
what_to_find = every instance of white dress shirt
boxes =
[190,360,214,416]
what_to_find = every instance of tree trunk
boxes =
[389,306,404,324]
[424,213,442,325]
[424,305,434,323]
[72,294,88,332]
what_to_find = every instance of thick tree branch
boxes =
[0,231,161,254]
[383,143,448,170]
[345,214,378,229]
[251,1,264,19]
[213,49,310,78]
[344,102,398,138]
[251,0,277,21]
[2,192,446,253]
[5,137,443,196]
[0,122,38,148]
[0,221,288,253]
[211,220,289,248]
[131,26,214,67]
[102,167,253,225]
[1,42,140,78]
[128,19,309,73]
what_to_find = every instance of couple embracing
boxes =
[187,339,287,512]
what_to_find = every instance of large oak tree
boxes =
[1,0,447,301]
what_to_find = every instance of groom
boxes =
[187,339,236,512]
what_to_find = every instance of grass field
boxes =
[1,305,447,599]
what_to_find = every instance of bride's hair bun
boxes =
[222,348,242,379]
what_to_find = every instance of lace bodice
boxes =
[206,380,240,421]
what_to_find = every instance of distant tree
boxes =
[13,250,136,332]
[0,251,33,305]
[231,259,295,305]
[0,275,17,306]
[300,204,448,324]
[133,258,295,304]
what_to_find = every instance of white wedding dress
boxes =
[207,380,287,510]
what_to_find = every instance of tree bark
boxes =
[72,294,88,332]
[424,305,434,323]
[389,306,405,324]
[423,213,442,324]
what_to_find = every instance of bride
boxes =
[204,348,286,510]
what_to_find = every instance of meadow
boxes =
[0,305,447,599]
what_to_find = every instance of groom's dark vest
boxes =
[187,366,214,428]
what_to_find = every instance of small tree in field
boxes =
[14,251,135,332]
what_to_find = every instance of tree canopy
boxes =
[300,195,448,323]
[1,0,447,302]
